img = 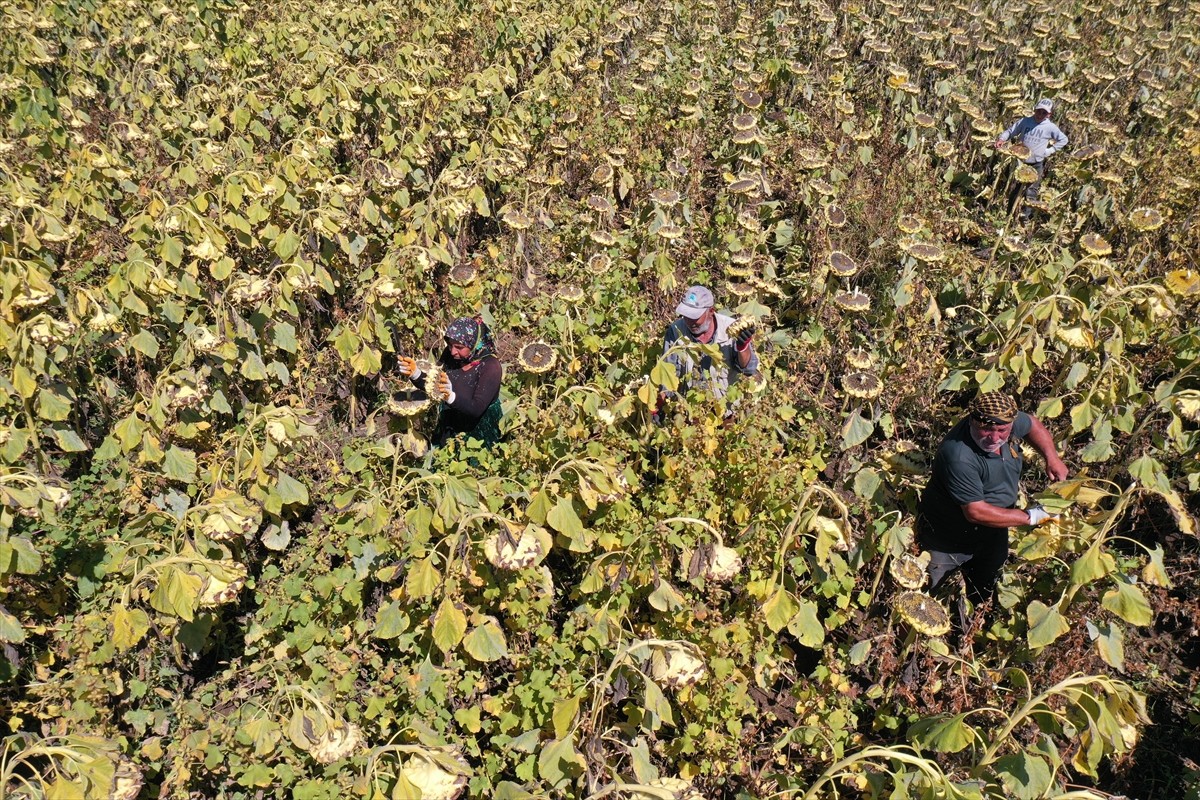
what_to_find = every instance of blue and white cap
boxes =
[1035,98,1054,113]
[675,285,714,319]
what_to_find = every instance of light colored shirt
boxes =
[661,312,758,400]
[997,116,1069,163]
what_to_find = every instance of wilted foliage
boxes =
[0,0,1197,798]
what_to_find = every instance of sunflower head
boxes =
[519,341,557,373]
[828,251,859,278]
[844,347,877,369]
[894,590,951,636]
[833,288,872,312]
[448,262,479,286]
[1128,207,1163,232]
[907,242,945,263]
[889,552,930,590]
[1014,164,1040,183]
[387,390,432,417]
[842,371,883,399]
[1079,233,1112,256]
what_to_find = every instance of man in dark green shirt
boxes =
[918,392,1069,606]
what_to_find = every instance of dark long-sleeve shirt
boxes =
[413,353,502,440]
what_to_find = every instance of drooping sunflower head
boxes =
[907,242,945,263]
[1164,268,1200,297]
[448,262,479,286]
[833,288,872,312]
[425,364,452,402]
[889,552,929,590]
[587,253,613,275]
[727,316,758,340]
[845,347,877,370]
[842,371,883,399]
[828,251,859,278]
[519,341,557,373]
[387,390,432,417]
[893,590,951,636]
[1079,233,1112,257]
[558,285,586,305]
[1128,206,1164,232]
[1014,164,1040,183]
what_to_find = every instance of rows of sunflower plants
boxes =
[1,0,1198,797]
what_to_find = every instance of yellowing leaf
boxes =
[431,597,467,653]
[1026,600,1070,649]
[1102,582,1153,626]
[111,605,150,651]
[462,616,508,662]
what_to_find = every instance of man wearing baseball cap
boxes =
[994,98,1069,221]
[917,391,1069,610]
[659,285,758,406]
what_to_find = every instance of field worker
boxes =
[917,391,1069,608]
[994,98,1069,221]
[659,285,758,409]
[398,316,503,447]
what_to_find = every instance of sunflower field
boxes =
[1,0,1199,797]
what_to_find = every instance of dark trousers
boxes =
[917,521,1009,607]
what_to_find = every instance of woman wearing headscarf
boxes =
[398,316,503,447]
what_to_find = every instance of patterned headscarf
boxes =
[969,392,1018,424]
[444,316,496,364]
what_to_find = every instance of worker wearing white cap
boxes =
[659,285,758,405]
[995,98,1069,220]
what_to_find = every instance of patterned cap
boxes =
[675,285,714,319]
[1035,98,1053,113]
[969,392,1018,424]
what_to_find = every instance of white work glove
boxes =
[1045,146,1056,156]
[1025,505,1055,526]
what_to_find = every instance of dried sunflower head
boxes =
[1014,164,1040,183]
[882,440,927,474]
[726,316,758,340]
[1072,143,1105,161]
[397,748,469,800]
[448,262,478,286]
[587,253,613,275]
[649,188,681,206]
[1128,207,1163,231]
[897,215,924,234]
[519,341,557,373]
[824,204,847,227]
[907,242,945,263]
[728,177,759,195]
[889,552,930,589]
[1079,233,1112,256]
[558,285,586,305]
[893,590,951,636]
[934,140,955,158]
[1164,269,1200,297]
[828,251,859,278]
[501,208,534,229]
[833,288,871,312]
[387,390,432,416]
[425,364,452,402]
[843,371,883,399]
[845,347,877,369]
